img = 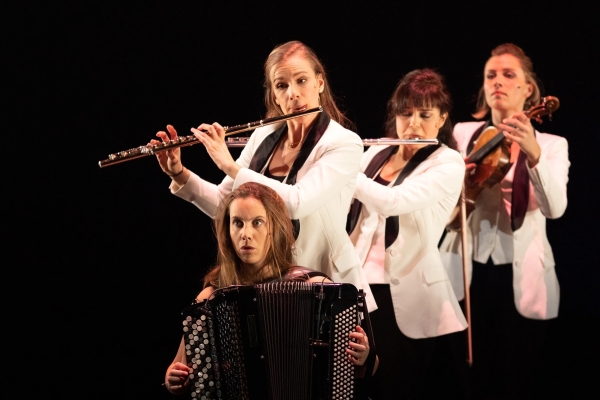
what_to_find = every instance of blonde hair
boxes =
[262,40,354,130]
[204,182,296,288]
[473,43,542,119]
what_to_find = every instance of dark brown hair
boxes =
[474,43,542,119]
[263,40,353,130]
[385,69,456,150]
[204,182,295,288]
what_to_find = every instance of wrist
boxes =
[223,163,241,179]
[167,167,185,177]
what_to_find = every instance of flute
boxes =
[225,137,439,147]
[98,106,323,168]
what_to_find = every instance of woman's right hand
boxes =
[151,125,189,183]
[165,361,193,394]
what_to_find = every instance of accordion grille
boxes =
[256,282,313,400]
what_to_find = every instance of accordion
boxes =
[181,281,363,400]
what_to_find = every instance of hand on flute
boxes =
[191,122,241,179]
[151,125,190,184]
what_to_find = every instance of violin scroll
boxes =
[526,96,560,123]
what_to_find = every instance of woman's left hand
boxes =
[347,325,370,366]
[191,122,241,178]
[499,111,541,167]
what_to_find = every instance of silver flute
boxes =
[98,106,323,168]
[225,137,439,147]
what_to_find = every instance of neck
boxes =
[286,114,317,148]
[491,106,524,127]
[398,144,418,161]
[287,113,317,135]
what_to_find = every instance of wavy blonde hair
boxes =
[204,182,296,289]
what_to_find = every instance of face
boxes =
[229,197,271,273]
[484,54,533,113]
[395,106,447,144]
[270,54,324,115]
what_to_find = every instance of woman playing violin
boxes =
[439,43,571,399]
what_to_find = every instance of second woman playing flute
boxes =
[347,69,468,399]
[150,40,375,311]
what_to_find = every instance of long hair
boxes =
[204,182,296,289]
[473,43,542,119]
[384,69,457,150]
[263,40,354,130]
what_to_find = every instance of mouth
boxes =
[492,91,505,96]
[290,105,308,113]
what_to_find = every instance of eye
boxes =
[486,72,496,79]
[504,72,516,79]
[252,219,264,227]
[297,78,307,85]
[232,218,243,227]
[275,82,288,90]
[421,113,432,119]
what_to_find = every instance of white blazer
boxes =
[171,119,376,311]
[350,144,468,338]
[440,121,570,320]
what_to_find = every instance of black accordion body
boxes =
[181,281,362,400]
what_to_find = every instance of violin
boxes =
[447,96,560,230]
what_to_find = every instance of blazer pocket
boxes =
[423,267,448,285]
[332,243,360,273]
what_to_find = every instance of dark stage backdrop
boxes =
[5,1,599,399]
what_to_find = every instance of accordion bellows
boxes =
[181,281,361,400]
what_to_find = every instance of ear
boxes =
[437,112,448,128]
[275,98,279,105]
[317,73,324,93]
[525,82,534,98]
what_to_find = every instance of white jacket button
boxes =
[391,278,400,285]
[389,249,397,256]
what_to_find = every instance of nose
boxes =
[287,84,300,99]
[410,113,420,129]
[241,226,250,241]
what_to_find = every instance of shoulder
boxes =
[284,266,332,282]
[536,131,568,147]
[361,144,392,160]
[323,120,362,145]
[357,144,393,171]
[453,121,486,139]
[195,286,215,303]
[433,145,465,164]
[251,122,284,141]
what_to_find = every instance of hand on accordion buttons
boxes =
[347,325,370,366]
[166,362,193,392]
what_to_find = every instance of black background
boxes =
[5,1,599,399]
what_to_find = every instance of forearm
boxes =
[528,139,570,218]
